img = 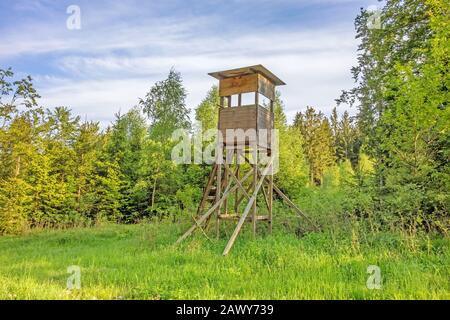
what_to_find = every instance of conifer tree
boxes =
[294,107,335,185]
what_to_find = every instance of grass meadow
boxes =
[0,221,448,300]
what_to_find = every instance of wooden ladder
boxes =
[196,164,226,217]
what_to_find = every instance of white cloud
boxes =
[2,1,362,126]
[37,27,357,125]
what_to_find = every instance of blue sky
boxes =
[0,0,381,126]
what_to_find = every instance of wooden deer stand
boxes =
[176,65,317,255]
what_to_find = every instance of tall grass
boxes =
[0,222,448,300]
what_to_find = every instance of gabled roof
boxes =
[208,64,286,86]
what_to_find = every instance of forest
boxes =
[1,0,448,239]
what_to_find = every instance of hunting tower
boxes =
[176,65,317,255]
[210,65,285,149]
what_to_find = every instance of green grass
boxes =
[0,222,449,300]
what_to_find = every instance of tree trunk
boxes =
[151,178,157,209]
[14,156,21,178]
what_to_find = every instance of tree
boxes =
[330,108,360,166]
[0,68,43,180]
[338,0,432,154]
[272,91,288,130]
[27,147,71,227]
[338,0,449,231]
[0,178,31,234]
[89,148,123,223]
[107,108,147,183]
[140,69,191,140]
[195,85,219,132]
[377,0,450,228]
[330,108,340,160]
[0,68,43,233]
[294,107,335,185]
[277,126,309,194]
[273,93,309,193]
[73,122,102,219]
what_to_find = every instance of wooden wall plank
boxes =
[219,74,258,97]
[257,74,275,101]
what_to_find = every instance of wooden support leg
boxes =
[271,183,320,231]
[253,91,259,238]
[223,166,228,216]
[257,170,320,232]
[223,179,260,256]
[216,158,222,239]
[252,153,258,238]
[223,149,233,215]
[261,183,270,212]
[268,168,273,235]
[235,150,240,213]
[243,153,319,231]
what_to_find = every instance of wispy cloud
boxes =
[0,0,378,126]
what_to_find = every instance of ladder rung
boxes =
[218,214,269,221]
[219,214,240,220]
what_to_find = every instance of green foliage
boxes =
[195,85,219,132]
[272,91,288,129]
[339,0,432,151]
[0,178,31,234]
[89,152,123,223]
[27,149,72,227]
[0,71,127,233]
[140,68,191,140]
[330,108,360,165]
[293,107,335,185]
[277,126,309,194]
[338,0,450,232]
[105,108,148,220]
[269,93,309,194]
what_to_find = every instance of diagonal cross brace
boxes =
[175,169,253,245]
